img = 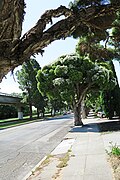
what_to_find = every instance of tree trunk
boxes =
[29,103,32,119]
[53,108,56,116]
[81,99,86,119]
[37,108,39,119]
[85,107,90,117]
[74,103,83,126]
[51,108,55,116]
[82,106,86,119]
[51,109,52,116]
[42,109,45,118]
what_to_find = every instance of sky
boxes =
[0,0,78,93]
[0,0,120,93]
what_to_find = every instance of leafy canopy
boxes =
[37,53,116,106]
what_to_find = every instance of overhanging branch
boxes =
[0,1,120,82]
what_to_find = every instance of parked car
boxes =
[97,111,105,118]
[63,111,67,115]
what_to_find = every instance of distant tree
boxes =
[84,91,101,114]
[37,53,115,125]
[32,91,45,118]
[16,58,44,119]
[36,67,67,116]
[49,97,67,116]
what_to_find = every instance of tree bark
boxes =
[42,109,45,118]
[29,102,32,119]
[74,102,83,126]
[37,108,40,119]
[53,108,56,116]
[73,84,92,125]
[82,106,87,119]
[81,98,87,119]
[51,110,53,116]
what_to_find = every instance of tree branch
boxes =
[0,2,120,82]
[0,0,25,41]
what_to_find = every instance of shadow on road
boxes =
[46,114,74,121]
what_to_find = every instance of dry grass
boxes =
[57,152,70,168]
[27,154,54,179]
[52,149,73,179]
[108,155,120,180]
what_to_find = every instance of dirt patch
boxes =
[108,155,120,180]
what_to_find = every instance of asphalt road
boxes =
[0,114,73,180]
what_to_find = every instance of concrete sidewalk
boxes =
[25,117,120,180]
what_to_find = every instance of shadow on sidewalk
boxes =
[98,120,120,133]
[69,119,120,133]
[69,123,99,133]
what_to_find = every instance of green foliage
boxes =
[68,69,83,82]
[22,106,30,116]
[109,142,120,156]
[102,84,120,119]
[68,0,120,65]
[37,53,115,113]
[110,10,120,58]
[54,65,68,76]
[85,91,103,112]
[10,92,22,98]
[0,105,17,119]
[85,61,119,118]
[68,0,115,42]
[16,59,40,91]
[69,0,103,9]
[76,37,115,62]
[101,61,120,119]
[16,59,45,118]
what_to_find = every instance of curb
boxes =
[22,131,73,179]
[22,155,47,180]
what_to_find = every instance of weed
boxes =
[41,154,53,166]
[108,142,120,156]
[68,149,72,153]
[57,150,70,168]
[31,171,34,175]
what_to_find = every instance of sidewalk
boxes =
[25,116,120,180]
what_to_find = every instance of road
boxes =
[0,114,73,180]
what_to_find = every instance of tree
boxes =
[32,90,45,118]
[37,53,115,125]
[36,65,68,116]
[102,61,120,119]
[109,10,120,59]
[84,90,101,114]
[1,0,120,82]
[84,61,120,119]
[16,58,44,119]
